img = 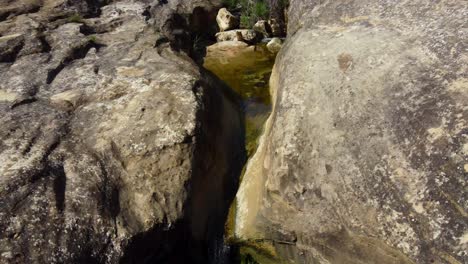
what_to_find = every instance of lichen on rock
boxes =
[0,0,245,263]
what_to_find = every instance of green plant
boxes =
[221,0,272,28]
[241,254,260,264]
[240,14,252,29]
[238,0,270,28]
[87,35,97,43]
[68,13,83,23]
[222,0,240,9]
[254,1,269,19]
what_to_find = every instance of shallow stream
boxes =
[203,43,276,157]
[203,43,277,264]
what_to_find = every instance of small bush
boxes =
[240,14,251,29]
[254,1,269,19]
[222,0,240,9]
[87,35,97,43]
[237,0,269,28]
[68,13,83,23]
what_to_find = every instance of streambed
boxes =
[203,42,276,157]
[203,42,278,264]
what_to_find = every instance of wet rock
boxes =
[266,37,282,53]
[236,0,467,263]
[216,7,239,31]
[0,0,245,263]
[216,29,262,44]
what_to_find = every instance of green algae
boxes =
[204,44,274,105]
[204,44,275,157]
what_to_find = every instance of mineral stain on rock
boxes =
[338,53,353,72]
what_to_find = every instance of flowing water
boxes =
[203,43,277,264]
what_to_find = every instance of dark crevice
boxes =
[0,11,12,22]
[47,14,70,24]
[0,40,25,63]
[46,41,102,84]
[189,7,218,63]
[154,37,170,54]
[157,0,169,6]
[120,221,191,264]
[52,165,67,213]
[94,154,121,219]
[83,0,105,18]
[10,98,37,109]
[46,64,65,85]
[142,6,151,21]
[79,24,96,35]
[189,73,246,264]
[182,135,194,144]
[21,130,40,155]
[29,5,42,14]
[38,34,52,53]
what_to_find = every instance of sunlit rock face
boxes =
[216,7,239,32]
[0,0,246,263]
[236,0,467,263]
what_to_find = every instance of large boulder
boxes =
[253,20,272,38]
[215,29,262,44]
[207,40,250,54]
[266,37,282,53]
[0,0,244,263]
[216,7,238,32]
[236,0,467,263]
[151,0,221,53]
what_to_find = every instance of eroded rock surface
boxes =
[236,0,467,263]
[266,37,282,53]
[216,7,238,32]
[253,20,272,38]
[0,0,245,263]
[215,29,261,44]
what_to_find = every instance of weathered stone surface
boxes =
[0,0,41,21]
[268,18,283,37]
[236,0,467,263]
[207,40,250,54]
[216,7,238,31]
[215,29,261,44]
[0,33,24,62]
[151,0,221,53]
[266,37,282,53]
[253,20,272,38]
[0,0,244,263]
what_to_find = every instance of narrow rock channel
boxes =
[203,43,276,157]
[203,42,277,263]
